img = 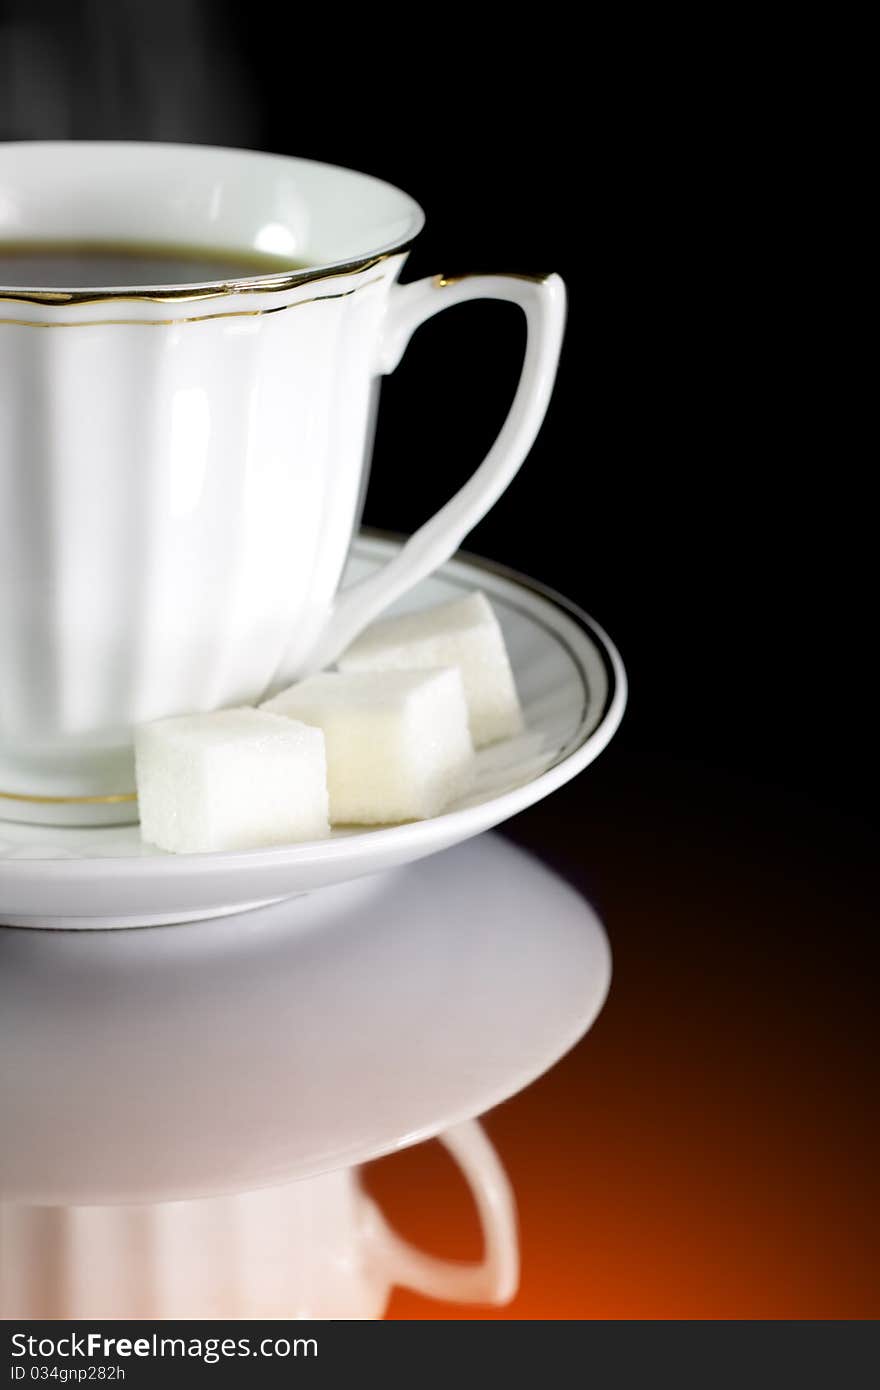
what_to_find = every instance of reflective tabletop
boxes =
[0,833,610,1204]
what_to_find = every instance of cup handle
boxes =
[306,271,567,672]
[364,1119,519,1306]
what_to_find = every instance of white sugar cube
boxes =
[337,591,523,747]
[135,707,329,853]
[262,668,474,824]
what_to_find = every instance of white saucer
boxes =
[0,834,611,1204]
[0,535,626,929]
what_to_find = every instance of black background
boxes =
[2,0,877,1319]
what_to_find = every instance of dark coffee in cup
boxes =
[0,240,302,288]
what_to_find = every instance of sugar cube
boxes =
[262,668,474,824]
[337,591,523,747]
[135,707,329,853]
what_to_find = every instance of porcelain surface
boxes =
[0,537,626,928]
[0,142,565,809]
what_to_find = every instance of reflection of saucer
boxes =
[0,536,626,928]
[0,833,611,1205]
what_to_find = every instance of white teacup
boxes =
[0,1121,517,1320]
[0,142,566,825]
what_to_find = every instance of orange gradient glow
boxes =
[365,771,880,1320]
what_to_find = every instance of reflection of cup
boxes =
[0,142,566,824]
[0,1121,517,1319]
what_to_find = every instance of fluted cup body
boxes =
[0,144,417,822]
[0,142,567,824]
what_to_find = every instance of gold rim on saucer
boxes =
[0,789,137,805]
